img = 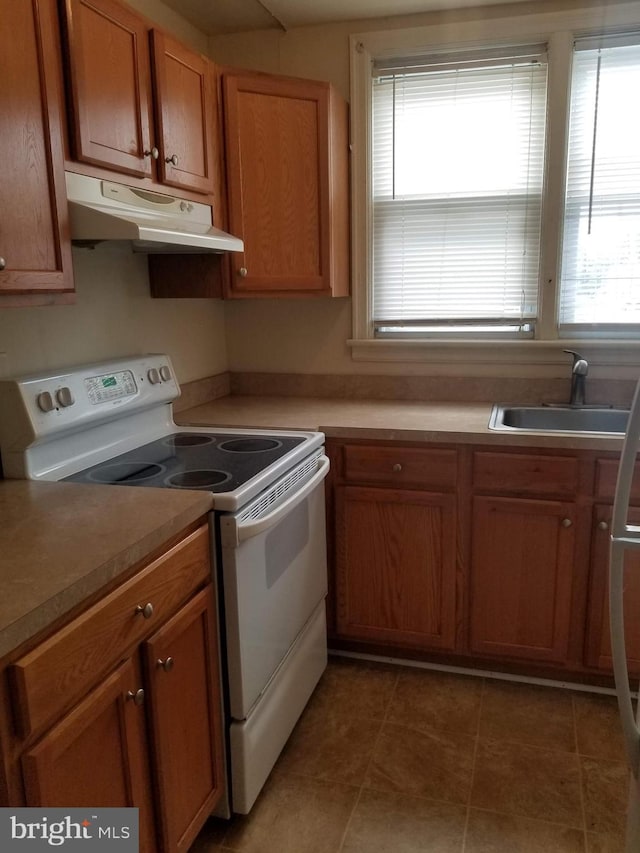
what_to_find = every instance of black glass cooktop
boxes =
[64,432,306,492]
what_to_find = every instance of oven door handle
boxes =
[232,455,330,544]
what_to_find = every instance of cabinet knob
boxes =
[165,154,179,166]
[561,518,573,528]
[392,463,403,473]
[156,657,174,672]
[144,147,159,160]
[135,602,154,619]
[0,257,5,271]
[598,520,609,530]
[126,688,145,706]
[238,267,248,277]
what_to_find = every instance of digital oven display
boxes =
[85,370,137,404]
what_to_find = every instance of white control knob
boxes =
[56,387,75,408]
[37,391,55,412]
[159,365,171,382]
[147,368,160,385]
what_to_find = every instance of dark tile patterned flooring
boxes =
[190,657,630,852]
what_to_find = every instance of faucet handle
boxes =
[563,349,588,375]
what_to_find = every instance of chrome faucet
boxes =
[564,349,588,407]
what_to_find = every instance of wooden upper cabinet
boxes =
[62,0,216,194]
[223,72,350,298]
[62,0,154,177]
[0,0,74,301]
[150,30,215,194]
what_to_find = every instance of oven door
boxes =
[218,452,330,721]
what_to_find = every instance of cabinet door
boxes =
[150,31,215,194]
[585,505,640,675]
[63,0,154,177]
[144,587,224,853]
[470,496,576,663]
[334,486,457,651]
[0,0,73,298]
[21,658,155,853]
[223,73,332,295]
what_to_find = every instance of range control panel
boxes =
[0,355,180,447]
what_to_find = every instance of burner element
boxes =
[219,438,283,453]
[164,433,216,448]
[88,462,164,484]
[167,469,232,490]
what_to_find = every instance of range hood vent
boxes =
[65,172,243,254]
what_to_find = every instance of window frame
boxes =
[349,3,640,370]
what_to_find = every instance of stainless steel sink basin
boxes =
[489,404,629,434]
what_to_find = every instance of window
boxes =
[559,37,640,332]
[350,6,640,362]
[372,46,548,338]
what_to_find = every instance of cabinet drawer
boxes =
[343,445,457,490]
[595,458,640,502]
[10,525,210,739]
[473,452,579,497]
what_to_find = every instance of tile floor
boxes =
[190,656,630,853]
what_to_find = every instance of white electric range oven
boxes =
[0,354,329,816]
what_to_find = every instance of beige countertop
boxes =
[176,395,625,452]
[0,480,212,660]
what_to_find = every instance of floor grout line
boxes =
[461,675,485,853]
[572,692,590,851]
[335,668,400,853]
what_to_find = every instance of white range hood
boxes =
[65,172,244,253]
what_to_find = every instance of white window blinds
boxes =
[559,36,640,331]
[371,46,548,337]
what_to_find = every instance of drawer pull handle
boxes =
[598,520,609,530]
[126,688,145,706]
[135,602,154,619]
[165,153,179,166]
[144,147,159,160]
[392,463,402,473]
[0,257,6,271]
[157,657,174,672]
[561,518,573,528]
[238,267,248,277]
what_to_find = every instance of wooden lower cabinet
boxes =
[586,505,640,676]
[144,587,224,853]
[470,496,577,664]
[5,525,223,853]
[21,657,156,853]
[334,485,457,651]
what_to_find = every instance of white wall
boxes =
[0,247,227,383]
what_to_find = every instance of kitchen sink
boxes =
[489,404,629,434]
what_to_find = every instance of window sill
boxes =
[348,338,640,376]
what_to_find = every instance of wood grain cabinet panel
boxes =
[21,657,156,853]
[470,496,576,663]
[10,525,210,739]
[335,485,457,651]
[0,0,74,301]
[10,525,223,853]
[473,451,579,497]
[144,587,224,853]
[62,0,217,194]
[343,445,457,490]
[62,0,154,177]
[150,30,215,194]
[585,505,640,675]
[222,72,349,298]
